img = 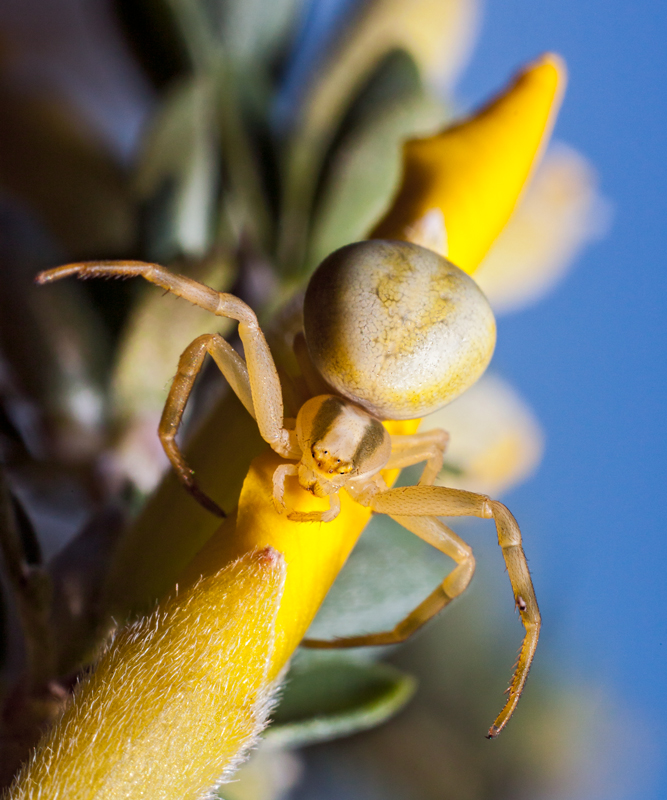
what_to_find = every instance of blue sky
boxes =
[456,2,667,797]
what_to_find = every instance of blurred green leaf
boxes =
[136,75,219,259]
[278,0,463,274]
[161,0,219,71]
[280,48,444,278]
[307,51,445,270]
[213,61,274,253]
[203,0,303,67]
[304,481,452,644]
[268,659,416,749]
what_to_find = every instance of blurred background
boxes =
[0,1,664,799]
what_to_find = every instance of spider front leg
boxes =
[303,513,474,644]
[272,464,341,523]
[385,428,450,485]
[305,484,539,737]
[379,486,539,738]
[37,261,301,514]
[37,260,299,457]
[158,333,255,517]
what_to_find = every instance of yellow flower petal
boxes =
[371,53,567,274]
[181,419,419,678]
[419,373,544,496]
[474,144,610,314]
[10,550,286,800]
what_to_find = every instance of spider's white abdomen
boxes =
[304,240,496,420]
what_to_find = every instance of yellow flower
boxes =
[14,53,568,798]
[371,53,566,273]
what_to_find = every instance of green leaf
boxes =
[161,0,220,72]
[136,75,219,260]
[205,0,303,67]
[307,50,445,271]
[267,659,416,749]
[304,491,453,643]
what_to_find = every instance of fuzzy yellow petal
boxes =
[10,549,286,800]
[371,53,567,274]
[181,419,419,678]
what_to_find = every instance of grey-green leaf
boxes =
[267,659,417,749]
[208,0,303,66]
[135,75,219,260]
[307,53,445,271]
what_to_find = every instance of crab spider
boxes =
[36,240,540,737]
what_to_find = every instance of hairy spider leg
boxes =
[304,484,540,738]
[385,428,450,485]
[158,333,255,517]
[36,261,301,511]
[272,463,342,523]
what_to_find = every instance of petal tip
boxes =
[256,546,286,569]
[523,51,568,94]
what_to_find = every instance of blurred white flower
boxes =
[420,372,544,496]
[475,143,611,315]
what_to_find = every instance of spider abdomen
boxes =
[304,240,496,420]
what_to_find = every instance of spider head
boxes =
[310,445,354,476]
[295,395,391,494]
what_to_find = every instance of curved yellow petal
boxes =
[371,53,567,274]
[181,419,419,677]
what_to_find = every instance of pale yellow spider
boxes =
[36,239,540,737]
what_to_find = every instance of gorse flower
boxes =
[372,54,565,272]
[7,52,575,800]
